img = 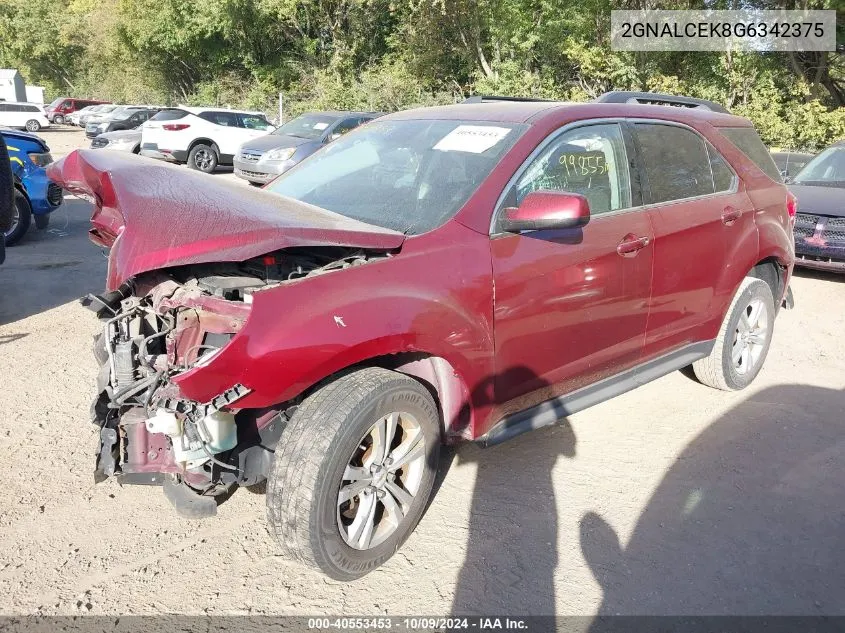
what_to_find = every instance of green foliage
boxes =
[0,0,841,148]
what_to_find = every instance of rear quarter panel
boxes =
[701,122,792,336]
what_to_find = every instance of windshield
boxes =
[793,146,845,188]
[273,114,339,139]
[47,98,65,108]
[266,119,524,235]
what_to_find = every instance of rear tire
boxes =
[188,143,218,173]
[5,189,32,246]
[693,277,775,391]
[25,120,41,132]
[266,367,440,580]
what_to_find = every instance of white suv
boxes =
[0,102,51,132]
[140,107,275,172]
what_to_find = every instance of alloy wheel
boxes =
[337,411,427,550]
[25,120,40,132]
[732,298,768,375]
[194,149,213,170]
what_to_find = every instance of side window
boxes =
[200,111,239,127]
[513,123,632,216]
[0,104,8,112]
[708,145,735,192]
[239,114,271,130]
[24,105,39,112]
[717,126,782,182]
[330,118,361,139]
[635,123,714,203]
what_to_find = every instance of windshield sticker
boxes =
[434,125,511,154]
[313,122,329,130]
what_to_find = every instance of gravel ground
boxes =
[0,126,843,616]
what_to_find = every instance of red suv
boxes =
[44,97,111,124]
[49,92,794,580]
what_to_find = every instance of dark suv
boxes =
[49,92,794,580]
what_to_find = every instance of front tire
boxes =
[54,115,65,125]
[266,367,441,580]
[25,120,41,132]
[693,277,775,391]
[5,189,32,246]
[188,143,218,173]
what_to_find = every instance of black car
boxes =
[771,151,815,180]
[85,107,159,138]
[789,141,845,272]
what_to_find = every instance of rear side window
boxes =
[718,127,782,182]
[708,145,735,192]
[635,123,714,203]
[199,111,239,127]
[150,109,188,121]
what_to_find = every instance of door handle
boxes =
[722,206,742,225]
[616,234,651,257]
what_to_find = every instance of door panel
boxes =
[491,212,654,416]
[632,122,755,359]
[490,121,653,418]
[643,191,752,358]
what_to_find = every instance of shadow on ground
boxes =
[0,198,105,325]
[450,365,577,617]
[791,267,844,283]
[582,384,845,616]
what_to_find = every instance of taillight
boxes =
[786,192,797,222]
[163,123,190,131]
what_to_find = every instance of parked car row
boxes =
[45,97,110,125]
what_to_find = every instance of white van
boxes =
[0,102,51,132]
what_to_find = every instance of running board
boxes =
[477,341,715,448]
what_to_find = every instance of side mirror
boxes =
[503,191,591,232]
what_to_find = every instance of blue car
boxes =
[2,128,63,245]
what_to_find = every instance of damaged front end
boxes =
[85,247,385,517]
[47,149,405,517]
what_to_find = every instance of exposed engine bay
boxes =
[86,246,388,516]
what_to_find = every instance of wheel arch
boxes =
[748,257,786,308]
[13,179,30,204]
[365,353,471,442]
[188,138,220,154]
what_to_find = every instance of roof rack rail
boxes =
[595,91,729,114]
[462,95,556,104]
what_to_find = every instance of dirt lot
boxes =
[0,127,843,616]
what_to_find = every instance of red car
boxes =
[49,92,795,580]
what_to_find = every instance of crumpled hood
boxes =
[47,149,405,290]
[788,184,845,218]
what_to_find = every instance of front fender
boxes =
[173,222,496,417]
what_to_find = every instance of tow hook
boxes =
[782,286,795,309]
